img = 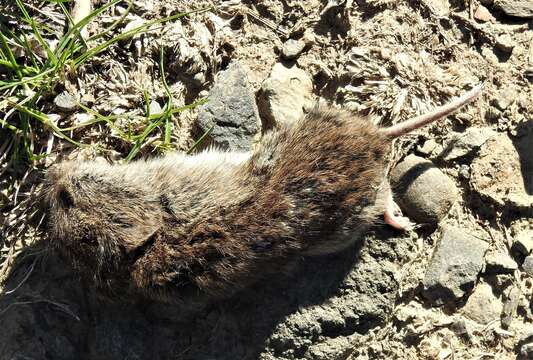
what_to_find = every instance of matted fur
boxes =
[43,107,391,305]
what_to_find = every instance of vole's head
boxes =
[43,161,163,291]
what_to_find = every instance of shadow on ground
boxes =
[0,226,412,360]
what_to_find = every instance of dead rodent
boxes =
[42,85,482,305]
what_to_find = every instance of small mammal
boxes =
[43,85,482,305]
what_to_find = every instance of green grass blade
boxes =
[159,47,173,146]
[55,0,121,56]
[0,68,54,90]
[75,102,128,137]
[87,0,133,42]
[74,8,211,67]
[56,0,88,49]
[14,0,58,66]
[0,31,23,79]
[7,100,83,147]
[187,125,213,154]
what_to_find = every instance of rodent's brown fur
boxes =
[43,107,390,305]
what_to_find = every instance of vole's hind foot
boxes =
[383,198,413,231]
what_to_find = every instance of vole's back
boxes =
[132,108,390,302]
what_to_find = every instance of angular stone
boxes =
[501,285,521,329]
[474,4,496,22]
[494,87,517,110]
[512,231,533,256]
[495,34,516,53]
[461,282,503,324]
[484,250,518,274]
[417,139,438,156]
[281,39,306,60]
[197,61,260,151]
[493,0,533,18]
[522,255,533,275]
[149,100,163,116]
[440,128,495,161]
[258,62,314,129]
[423,226,489,305]
[390,155,458,224]
[470,133,533,209]
[53,91,78,112]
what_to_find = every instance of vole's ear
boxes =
[114,207,162,253]
[57,186,75,209]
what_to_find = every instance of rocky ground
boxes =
[1,0,532,359]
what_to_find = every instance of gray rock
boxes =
[281,39,306,60]
[522,255,533,275]
[470,133,533,209]
[461,282,503,324]
[495,33,516,53]
[423,226,489,305]
[484,250,518,274]
[258,62,314,129]
[493,0,533,18]
[53,91,78,112]
[512,231,533,256]
[440,128,495,161]
[197,61,260,151]
[501,285,521,329]
[494,87,517,110]
[390,155,458,225]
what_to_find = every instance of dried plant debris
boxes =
[1,0,532,359]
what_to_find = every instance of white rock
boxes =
[258,63,314,129]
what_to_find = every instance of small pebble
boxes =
[493,0,533,18]
[494,87,517,110]
[501,285,521,329]
[461,282,503,325]
[495,33,516,53]
[458,165,471,179]
[149,100,163,116]
[522,255,533,276]
[417,139,438,156]
[512,231,533,256]
[440,128,495,161]
[281,39,306,60]
[258,62,314,129]
[53,91,78,112]
[484,250,518,274]
[474,5,496,22]
[197,60,260,151]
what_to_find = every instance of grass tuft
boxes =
[1,0,209,166]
